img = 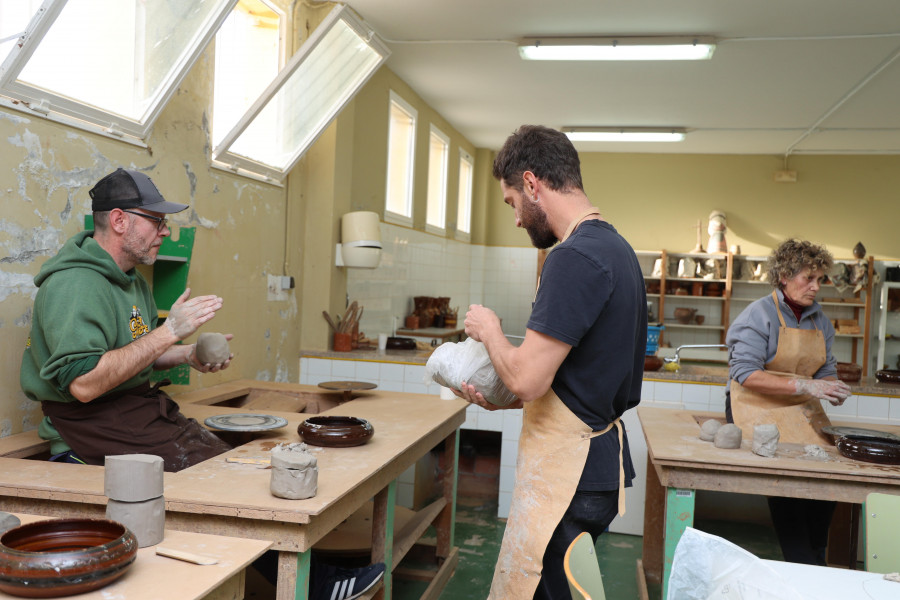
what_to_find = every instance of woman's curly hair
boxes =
[767,239,834,288]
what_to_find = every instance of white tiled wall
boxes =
[347,223,537,339]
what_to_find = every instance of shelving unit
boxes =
[876,281,900,371]
[637,250,875,374]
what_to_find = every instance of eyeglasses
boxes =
[123,210,168,232]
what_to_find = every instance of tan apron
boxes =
[731,291,832,445]
[488,207,626,599]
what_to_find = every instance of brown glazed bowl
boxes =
[298,416,374,447]
[0,518,137,598]
[836,435,900,465]
[644,355,663,372]
[875,369,900,384]
[835,362,862,382]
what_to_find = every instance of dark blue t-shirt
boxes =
[527,220,646,490]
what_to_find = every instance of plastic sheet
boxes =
[424,338,518,406]
[667,528,805,600]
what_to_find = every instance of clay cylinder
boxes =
[104,454,164,502]
[333,332,352,352]
[106,496,165,548]
[270,444,318,500]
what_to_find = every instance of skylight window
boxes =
[384,91,416,224]
[457,150,473,237]
[426,125,449,232]
[213,4,389,180]
[0,0,237,142]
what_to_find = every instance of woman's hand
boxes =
[794,378,851,406]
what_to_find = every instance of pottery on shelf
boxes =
[644,355,663,372]
[836,362,862,383]
[298,416,374,447]
[875,369,900,384]
[673,307,698,324]
[0,518,137,598]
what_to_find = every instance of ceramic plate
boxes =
[204,413,288,432]
[822,425,900,442]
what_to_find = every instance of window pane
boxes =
[14,0,231,122]
[385,97,415,218]
[225,13,385,172]
[426,128,448,229]
[212,0,281,149]
[457,153,473,234]
[0,1,43,63]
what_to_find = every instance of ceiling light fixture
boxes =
[518,36,715,61]
[562,127,687,142]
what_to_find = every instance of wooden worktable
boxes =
[0,380,467,600]
[0,513,271,600]
[637,406,900,599]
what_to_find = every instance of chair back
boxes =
[564,532,606,600]
[864,492,900,573]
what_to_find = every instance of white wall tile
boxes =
[502,412,523,440]
[477,410,503,432]
[498,491,512,519]
[682,384,711,408]
[499,465,516,493]
[640,380,655,401]
[355,361,381,382]
[653,381,683,403]
[500,438,519,467]
[379,363,406,383]
[306,358,332,376]
[857,395,890,420]
[330,360,356,379]
[890,397,900,420]
[826,395,858,418]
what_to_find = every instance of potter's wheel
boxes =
[204,413,288,432]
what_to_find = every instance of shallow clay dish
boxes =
[836,435,900,465]
[204,413,288,432]
[298,416,374,447]
[875,369,900,384]
[0,518,137,598]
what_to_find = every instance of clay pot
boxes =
[0,518,137,598]
[673,307,698,324]
[875,369,900,384]
[835,362,861,382]
[333,332,352,352]
[298,416,374,447]
[644,355,663,372]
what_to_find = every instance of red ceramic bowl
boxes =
[835,362,861,382]
[0,518,137,598]
[298,416,374,447]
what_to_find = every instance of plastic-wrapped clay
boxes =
[751,424,780,457]
[424,338,518,406]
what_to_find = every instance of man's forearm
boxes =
[154,344,192,371]
[68,326,178,402]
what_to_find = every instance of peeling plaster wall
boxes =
[0,48,302,436]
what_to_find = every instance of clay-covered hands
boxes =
[164,288,224,340]
[464,304,502,342]
[452,381,524,411]
[187,334,234,373]
[794,377,851,406]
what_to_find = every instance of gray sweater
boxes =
[727,288,838,385]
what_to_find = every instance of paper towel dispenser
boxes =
[336,211,382,268]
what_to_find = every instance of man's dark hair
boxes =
[492,125,584,193]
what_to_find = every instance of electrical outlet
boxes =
[267,274,288,301]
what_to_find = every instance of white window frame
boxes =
[212,4,389,181]
[456,149,474,240]
[0,0,238,145]
[384,90,416,226]
[425,124,449,234]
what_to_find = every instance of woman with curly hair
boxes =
[726,238,851,565]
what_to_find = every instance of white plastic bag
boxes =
[667,528,805,600]
[424,338,518,406]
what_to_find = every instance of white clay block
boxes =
[196,332,230,364]
[714,424,743,449]
[106,496,165,548]
[104,454,164,502]
[752,424,780,457]
[699,419,722,442]
[270,443,318,500]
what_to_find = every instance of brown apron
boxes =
[42,381,231,472]
[731,291,832,445]
[488,206,626,599]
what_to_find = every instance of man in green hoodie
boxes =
[21,168,232,472]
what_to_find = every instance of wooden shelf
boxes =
[662,323,726,330]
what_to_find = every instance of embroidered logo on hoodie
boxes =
[130,305,150,339]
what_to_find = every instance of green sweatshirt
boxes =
[20,230,158,453]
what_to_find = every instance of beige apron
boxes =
[731,291,832,445]
[488,207,626,599]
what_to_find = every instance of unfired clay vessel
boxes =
[270,443,318,500]
[714,424,743,449]
[752,424,780,457]
[699,419,722,442]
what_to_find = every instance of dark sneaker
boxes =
[313,562,385,600]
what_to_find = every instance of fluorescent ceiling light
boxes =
[519,36,715,61]
[563,127,687,142]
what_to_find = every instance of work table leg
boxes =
[277,549,310,600]
[436,430,459,559]
[663,488,695,600]
[372,480,397,599]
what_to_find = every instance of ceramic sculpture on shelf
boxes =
[707,210,727,253]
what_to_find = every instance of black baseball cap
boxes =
[89,168,188,214]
